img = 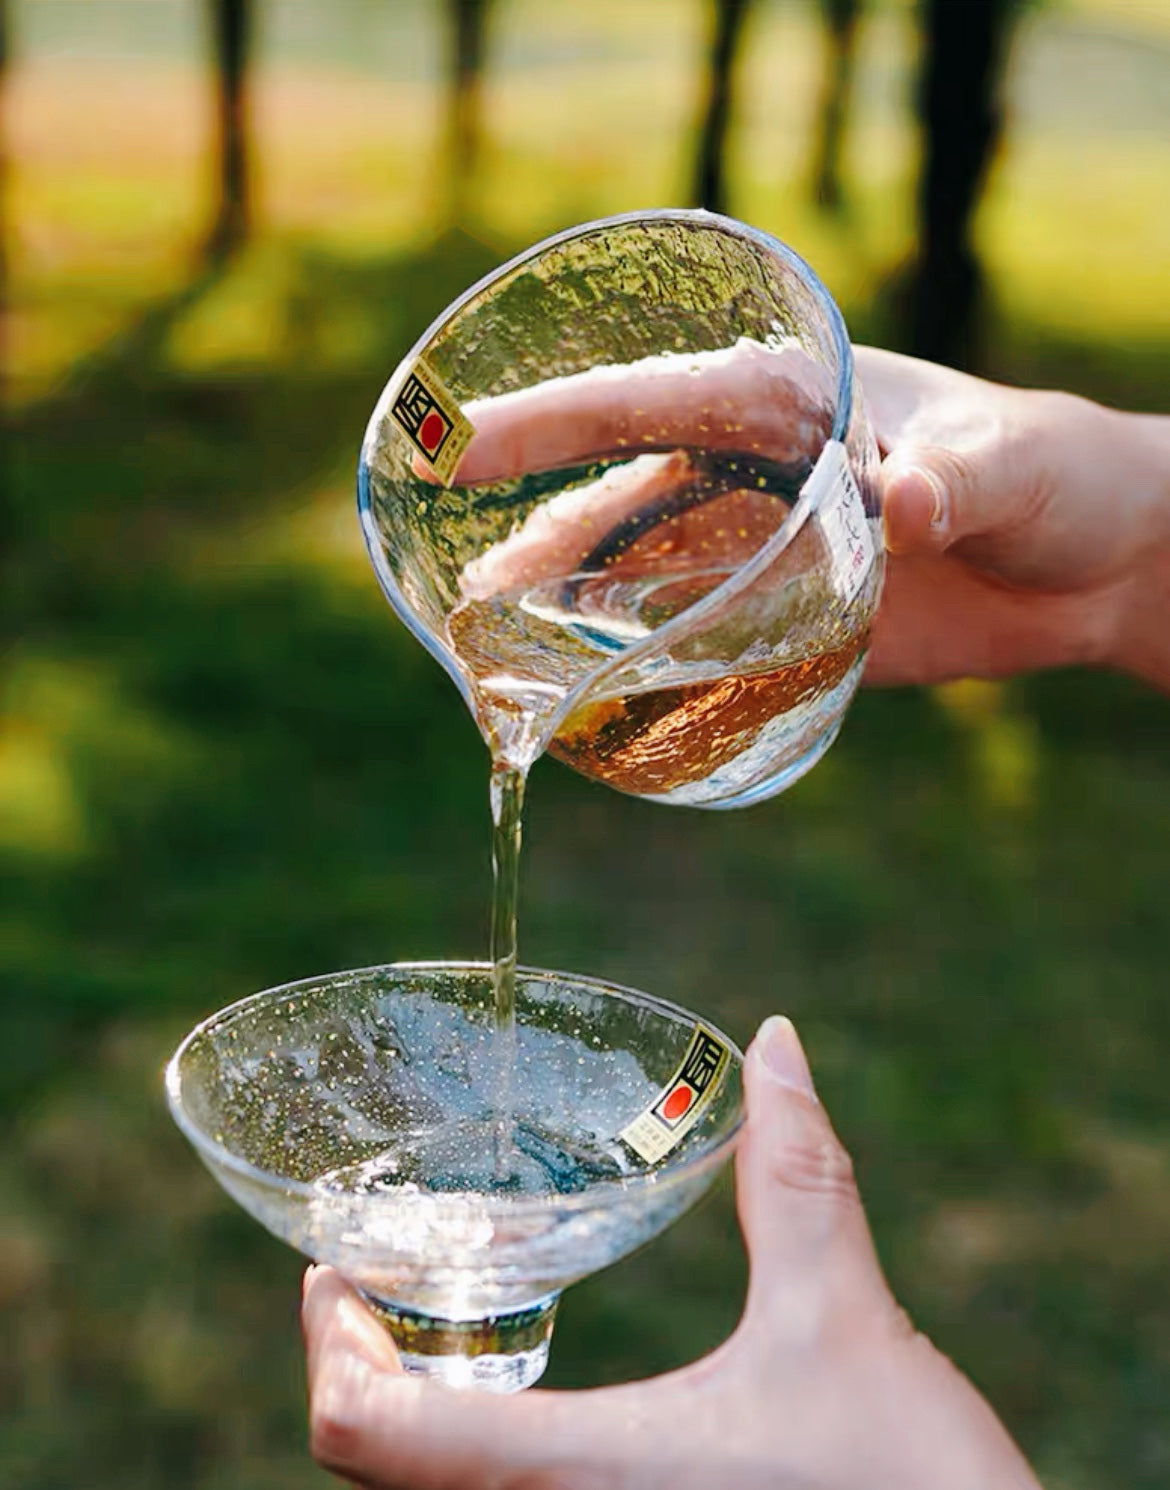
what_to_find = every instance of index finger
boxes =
[451,337,834,485]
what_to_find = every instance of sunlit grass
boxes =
[0,718,86,857]
[985,136,1170,347]
[164,239,389,373]
[0,653,208,859]
[935,680,1041,811]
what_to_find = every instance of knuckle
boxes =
[929,446,976,504]
[768,1130,857,1199]
[308,1393,362,1474]
[307,1344,382,1478]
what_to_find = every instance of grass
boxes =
[4,2,1170,1487]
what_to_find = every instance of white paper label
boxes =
[807,440,876,605]
[618,1023,730,1165]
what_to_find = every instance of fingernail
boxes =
[881,464,947,554]
[303,1264,321,1299]
[757,1015,817,1100]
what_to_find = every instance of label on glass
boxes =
[389,357,474,486]
[619,1023,730,1164]
[809,440,875,604]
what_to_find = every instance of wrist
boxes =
[1103,409,1170,690]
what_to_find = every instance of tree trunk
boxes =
[0,0,17,649]
[444,0,493,222]
[692,0,753,215]
[908,0,1016,368]
[1,0,10,435]
[811,0,861,213]
[206,0,253,261]
[0,0,9,322]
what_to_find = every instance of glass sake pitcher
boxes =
[359,209,883,808]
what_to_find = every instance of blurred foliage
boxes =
[3,2,1170,1489]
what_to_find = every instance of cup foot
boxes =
[359,1290,560,1393]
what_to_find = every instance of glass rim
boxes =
[357,209,861,737]
[365,207,854,445]
[164,958,746,1220]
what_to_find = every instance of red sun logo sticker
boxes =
[418,409,449,455]
[661,1083,694,1121]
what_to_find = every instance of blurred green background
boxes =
[3,1,1169,1486]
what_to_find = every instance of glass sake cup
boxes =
[358,208,883,807]
[166,962,743,1392]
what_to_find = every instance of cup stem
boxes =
[358,1289,561,1392]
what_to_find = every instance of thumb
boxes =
[880,442,997,557]
[877,433,1046,566]
[735,1017,897,1344]
[303,1267,640,1490]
